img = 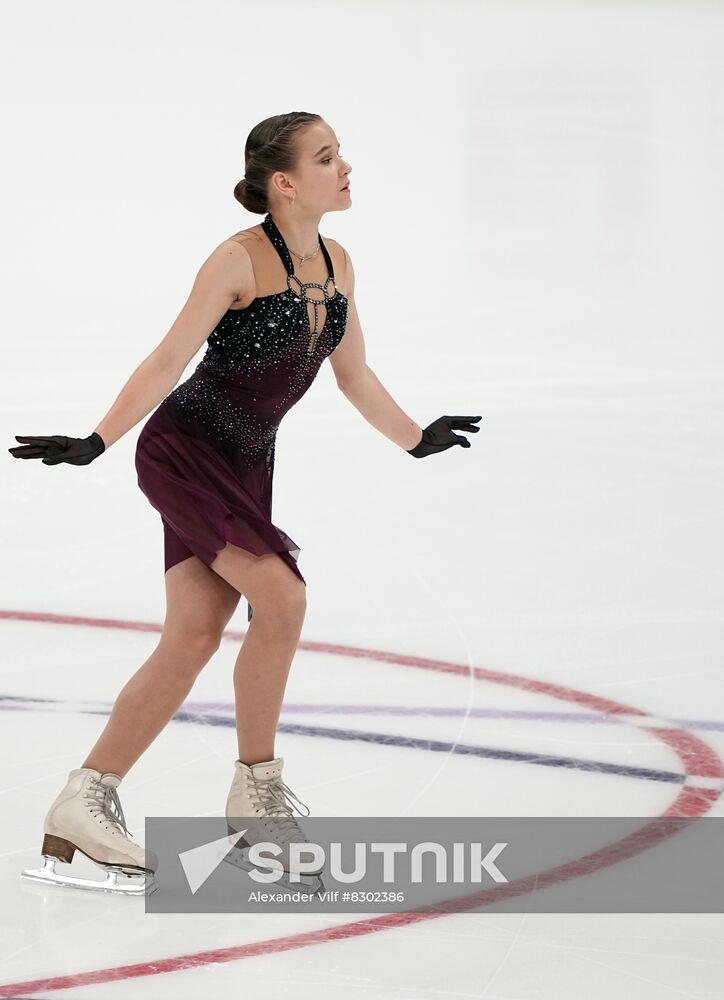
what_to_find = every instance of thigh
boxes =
[209,541,306,620]
[163,554,241,643]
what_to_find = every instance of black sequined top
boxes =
[158,212,349,455]
[197,212,348,382]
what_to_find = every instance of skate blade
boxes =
[223,846,325,895]
[21,855,157,895]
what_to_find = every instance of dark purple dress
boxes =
[134,212,348,619]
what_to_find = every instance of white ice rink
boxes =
[2,1,724,997]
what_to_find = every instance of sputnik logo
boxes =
[178,829,248,895]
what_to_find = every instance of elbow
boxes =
[337,364,371,395]
[150,348,186,381]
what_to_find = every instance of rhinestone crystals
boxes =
[195,283,347,387]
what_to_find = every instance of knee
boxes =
[252,582,306,635]
[159,625,223,664]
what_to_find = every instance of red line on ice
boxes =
[0,608,721,997]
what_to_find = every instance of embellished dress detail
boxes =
[134,213,348,612]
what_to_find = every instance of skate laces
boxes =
[84,776,130,837]
[248,774,310,842]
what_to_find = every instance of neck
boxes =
[268,207,322,258]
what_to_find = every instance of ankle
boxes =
[80,761,126,778]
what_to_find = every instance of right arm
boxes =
[93,240,253,449]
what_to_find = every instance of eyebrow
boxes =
[315,142,340,157]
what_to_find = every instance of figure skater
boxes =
[9,111,481,894]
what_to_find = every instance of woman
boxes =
[9,111,481,894]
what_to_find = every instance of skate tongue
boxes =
[99,772,123,788]
[247,758,284,781]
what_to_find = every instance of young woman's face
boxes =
[277,121,352,211]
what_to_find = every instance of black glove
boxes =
[407,415,482,458]
[8,432,106,466]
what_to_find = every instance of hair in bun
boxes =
[233,111,322,215]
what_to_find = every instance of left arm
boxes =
[329,249,423,451]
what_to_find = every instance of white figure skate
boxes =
[225,757,325,894]
[21,767,158,895]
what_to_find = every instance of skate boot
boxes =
[21,767,158,895]
[225,757,324,894]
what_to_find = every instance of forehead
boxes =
[300,121,338,152]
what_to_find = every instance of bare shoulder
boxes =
[203,235,255,270]
[225,224,265,247]
[191,234,256,308]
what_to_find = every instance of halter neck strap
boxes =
[262,212,335,280]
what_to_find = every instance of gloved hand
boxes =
[407,415,482,458]
[8,432,106,466]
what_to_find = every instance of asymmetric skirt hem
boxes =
[161,510,304,584]
[135,402,306,594]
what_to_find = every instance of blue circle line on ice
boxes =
[0,695,715,786]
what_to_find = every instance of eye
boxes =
[322,152,343,164]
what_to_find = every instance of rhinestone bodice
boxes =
[156,214,348,461]
[195,213,347,387]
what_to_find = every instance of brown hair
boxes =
[233,112,323,215]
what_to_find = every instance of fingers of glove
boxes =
[448,415,482,429]
[10,434,101,465]
[442,416,481,444]
[431,415,480,436]
[10,435,69,459]
[8,446,48,459]
[9,437,52,456]
[14,435,68,446]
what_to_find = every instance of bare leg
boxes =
[208,543,306,766]
[82,556,240,777]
